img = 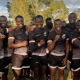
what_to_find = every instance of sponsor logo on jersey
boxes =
[65,28,70,30]
[36,34,41,37]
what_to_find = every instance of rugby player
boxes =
[47,19,69,80]
[29,15,49,80]
[70,20,80,80]
[0,15,17,80]
[8,15,29,80]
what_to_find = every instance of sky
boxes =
[0,0,80,18]
[64,0,80,12]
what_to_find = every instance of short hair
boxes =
[0,15,7,21]
[68,13,77,18]
[46,18,51,22]
[76,20,80,24]
[35,15,43,21]
[54,19,61,23]
[15,15,23,21]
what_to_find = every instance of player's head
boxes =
[76,20,80,33]
[62,21,66,27]
[46,18,52,23]
[15,15,24,29]
[68,13,77,25]
[0,15,7,27]
[46,18,53,30]
[54,19,62,32]
[35,15,43,29]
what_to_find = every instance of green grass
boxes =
[8,61,72,80]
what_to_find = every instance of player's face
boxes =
[76,22,80,33]
[16,18,24,29]
[0,17,7,27]
[35,18,43,29]
[54,21,62,32]
[68,14,76,24]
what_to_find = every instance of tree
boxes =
[54,0,69,21]
[6,0,69,26]
[7,20,14,27]
[28,0,47,25]
[8,0,31,25]
[73,8,80,21]
[41,0,69,25]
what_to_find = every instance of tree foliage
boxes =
[73,8,80,21]
[6,0,69,26]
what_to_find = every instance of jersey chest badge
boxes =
[62,34,66,39]
[44,31,47,36]
[65,28,70,30]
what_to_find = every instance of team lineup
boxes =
[0,12,79,80]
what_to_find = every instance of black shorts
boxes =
[0,58,4,74]
[11,54,30,70]
[49,54,66,69]
[71,59,80,71]
[4,57,11,69]
[31,55,48,67]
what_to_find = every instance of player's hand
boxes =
[0,34,6,39]
[62,58,67,65]
[25,25,30,32]
[38,40,45,47]
[21,41,27,47]
[54,35,60,42]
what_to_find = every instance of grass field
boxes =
[8,61,72,80]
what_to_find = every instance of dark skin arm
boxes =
[30,40,45,52]
[73,39,80,48]
[10,25,30,32]
[7,26,17,33]
[24,25,30,32]
[8,39,28,48]
[62,39,70,65]
[50,27,55,32]
[47,35,60,51]
[30,25,36,31]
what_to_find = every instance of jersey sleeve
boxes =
[4,28,9,34]
[47,32,54,43]
[29,31,39,52]
[29,31,35,43]
[69,32,77,44]
[8,30,15,39]
[65,31,69,40]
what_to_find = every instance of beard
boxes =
[46,22,53,30]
